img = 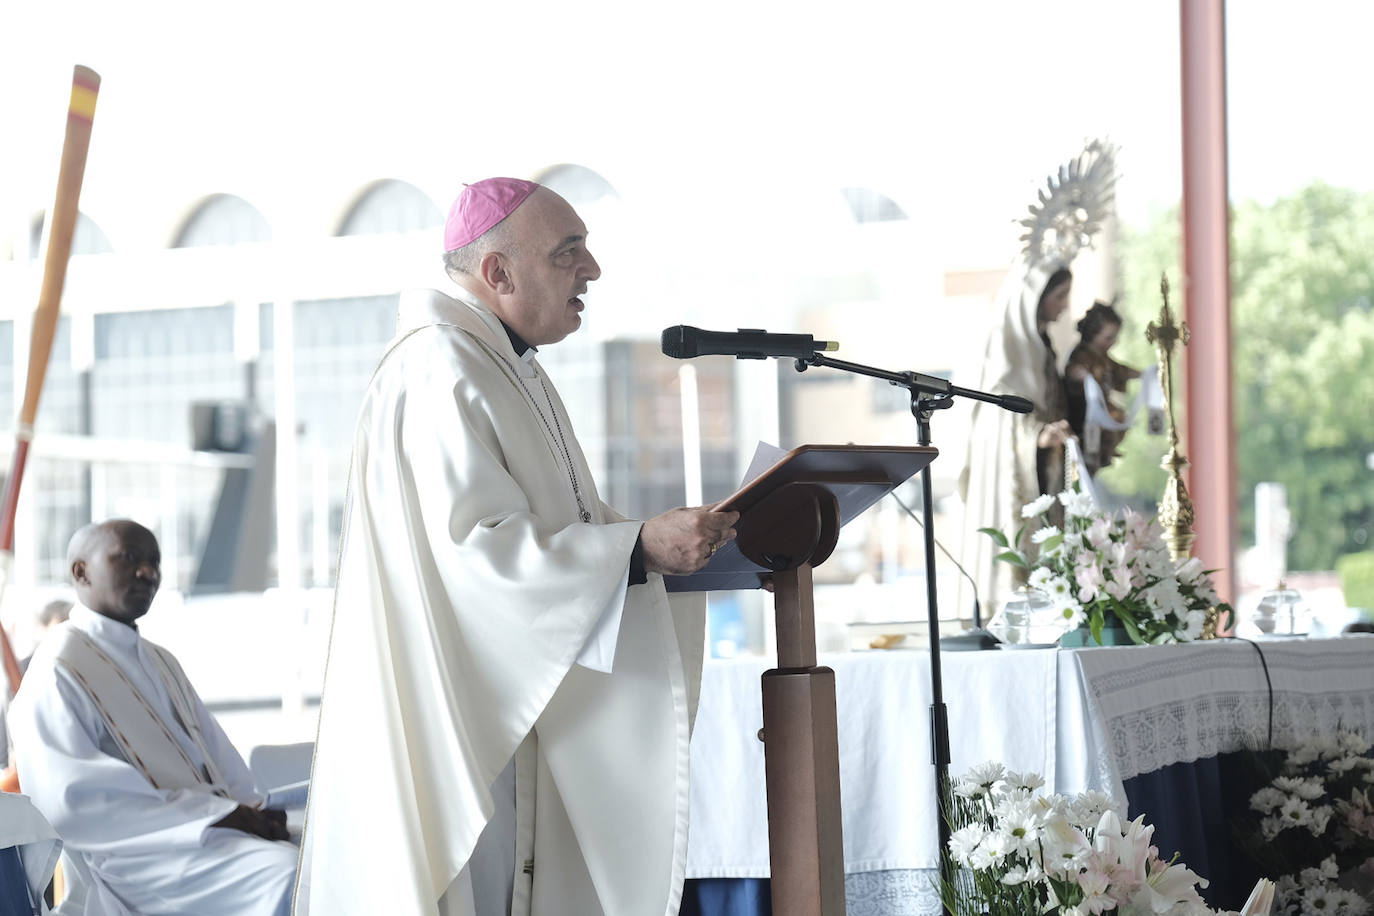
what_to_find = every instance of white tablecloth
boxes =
[686,636,1374,879]
[686,648,1060,878]
[1058,635,1374,814]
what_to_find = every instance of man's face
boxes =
[500,189,602,346]
[74,523,162,626]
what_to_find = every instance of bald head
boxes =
[68,520,162,626]
[67,521,110,569]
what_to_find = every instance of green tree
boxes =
[1100,184,1374,570]
[1093,204,1182,515]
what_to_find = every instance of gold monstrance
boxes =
[1145,275,1196,561]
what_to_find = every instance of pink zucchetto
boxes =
[443,177,541,252]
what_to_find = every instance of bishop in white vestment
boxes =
[295,179,734,916]
[8,520,297,916]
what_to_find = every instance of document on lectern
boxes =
[740,440,789,489]
[662,441,935,593]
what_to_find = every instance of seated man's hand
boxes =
[212,804,290,842]
[642,506,740,576]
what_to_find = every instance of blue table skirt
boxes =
[682,878,772,916]
[1121,750,1266,911]
[684,870,941,916]
[0,844,36,916]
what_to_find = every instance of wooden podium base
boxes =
[710,449,936,916]
[761,665,846,916]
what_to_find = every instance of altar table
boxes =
[682,635,1374,915]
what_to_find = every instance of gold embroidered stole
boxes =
[52,627,226,793]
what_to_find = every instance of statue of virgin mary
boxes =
[954,140,1117,622]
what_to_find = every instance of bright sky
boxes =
[0,0,1370,265]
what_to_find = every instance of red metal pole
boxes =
[1179,0,1237,603]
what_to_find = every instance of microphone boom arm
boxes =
[791,353,1031,415]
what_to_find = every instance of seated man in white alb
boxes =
[7,519,296,916]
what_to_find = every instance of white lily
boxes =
[1238,878,1274,915]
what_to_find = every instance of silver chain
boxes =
[473,337,592,523]
[534,374,592,522]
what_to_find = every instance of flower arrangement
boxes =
[981,485,1231,646]
[941,761,1267,915]
[1233,729,1374,914]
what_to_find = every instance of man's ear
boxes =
[71,559,88,586]
[479,251,515,295]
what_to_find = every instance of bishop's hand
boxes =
[212,804,290,842]
[642,506,740,576]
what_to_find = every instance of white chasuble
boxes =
[7,606,297,916]
[294,289,706,916]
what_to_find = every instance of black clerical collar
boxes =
[499,320,536,357]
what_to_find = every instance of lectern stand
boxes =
[674,445,935,916]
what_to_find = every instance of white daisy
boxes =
[1278,795,1312,829]
[1058,488,1097,519]
[947,823,984,867]
[1071,790,1119,826]
[1251,786,1286,813]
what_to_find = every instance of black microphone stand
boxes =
[792,350,1030,911]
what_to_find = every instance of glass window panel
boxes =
[840,187,908,224]
[92,307,238,443]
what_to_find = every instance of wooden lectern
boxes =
[668,445,936,916]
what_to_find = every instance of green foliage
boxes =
[978,526,1010,550]
[1108,184,1374,570]
[1337,551,1374,610]
[1093,205,1181,512]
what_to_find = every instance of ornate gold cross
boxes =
[1147,274,1197,562]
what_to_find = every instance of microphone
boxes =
[661,325,839,360]
[999,395,1034,414]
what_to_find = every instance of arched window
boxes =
[532,163,619,207]
[337,180,442,235]
[173,194,271,247]
[840,187,908,224]
[26,211,113,259]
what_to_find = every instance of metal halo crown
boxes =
[1019,139,1118,268]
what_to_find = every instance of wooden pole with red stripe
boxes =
[0,65,101,697]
